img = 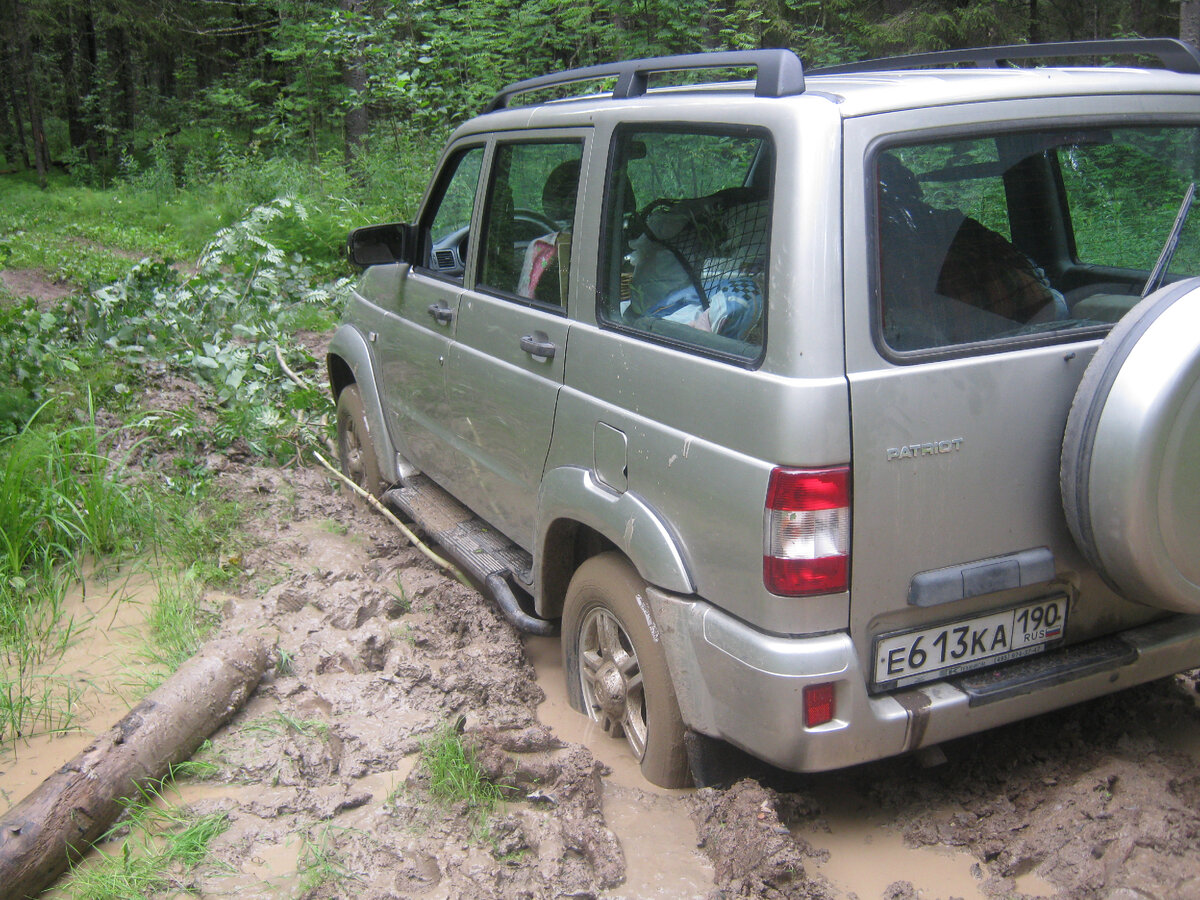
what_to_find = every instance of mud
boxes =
[0,267,74,305]
[6,372,1200,899]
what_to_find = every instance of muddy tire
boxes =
[336,383,387,498]
[1061,278,1200,612]
[562,553,691,788]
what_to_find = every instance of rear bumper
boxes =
[648,587,1200,772]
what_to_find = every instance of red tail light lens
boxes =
[764,466,850,596]
[804,682,836,727]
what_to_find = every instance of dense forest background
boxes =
[5,0,1200,192]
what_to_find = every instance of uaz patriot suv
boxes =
[330,40,1200,787]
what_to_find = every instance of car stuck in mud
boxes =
[330,39,1200,789]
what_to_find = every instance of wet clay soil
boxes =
[5,374,1200,900]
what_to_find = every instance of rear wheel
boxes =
[562,553,691,788]
[335,383,386,498]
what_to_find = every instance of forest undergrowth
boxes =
[0,159,375,745]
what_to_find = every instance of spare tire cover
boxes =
[1061,278,1200,613]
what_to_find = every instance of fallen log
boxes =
[0,629,271,899]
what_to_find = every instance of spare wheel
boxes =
[1061,277,1200,614]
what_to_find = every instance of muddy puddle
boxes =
[525,631,1061,899]
[791,778,1057,899]
[525,634,716,899]
[0,565,157,806]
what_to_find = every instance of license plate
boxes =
[872,596,1068,691]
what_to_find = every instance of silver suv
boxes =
[329,41,1200,788]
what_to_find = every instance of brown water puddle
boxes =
[0,565,157,807]
[525,634,716,898]
[525,632,1070,900]
[792,780,1059,898]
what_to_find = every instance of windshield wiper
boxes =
[1142,181,1196,298]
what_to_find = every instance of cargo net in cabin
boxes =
[626,187,769,343]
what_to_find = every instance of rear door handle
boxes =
[427,303,454,325]
[519,334,556,360]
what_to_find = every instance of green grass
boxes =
[241,711,328,739]
[0,403,156,741]
[0,170,230,288]
[297,825,359,893]
[60,784,229,899]
[419,721,504,839]
[0,397,258,740]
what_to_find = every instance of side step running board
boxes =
[383,476,558,636]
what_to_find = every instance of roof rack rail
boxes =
[810,38,1200,77]
[483,48,804,114]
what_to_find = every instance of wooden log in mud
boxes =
[0,629,271,899]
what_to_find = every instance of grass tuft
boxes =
[61,783,229,899]
[419,721,504,839]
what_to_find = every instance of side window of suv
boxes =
[599,127,773,363]
[477,141,583,307]
[423,146,485,281]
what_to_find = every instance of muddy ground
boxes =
[134,375,1200,900]
[3,266,1200,899]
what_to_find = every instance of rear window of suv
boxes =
[876,125,1200,353]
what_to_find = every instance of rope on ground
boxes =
[272,344,469,585]
[275,344,337,455]
[311,449,471,588]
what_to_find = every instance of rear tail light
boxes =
[764,466,850,596]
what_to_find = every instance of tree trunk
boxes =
[109,24,136,167]
[81,0,99,167]
[12,0,47,186]
[1,40,29,169]
[0,630,271,900]
[1183,1,1200,50]
[341,0,368,173]
[61,23,86,160]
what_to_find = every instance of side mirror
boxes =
[347,222,417,268]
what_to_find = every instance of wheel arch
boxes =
[535,466,694,619]
[326,325,403,486]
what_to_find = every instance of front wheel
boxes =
[562,553,691,788]
[335,383,387,498]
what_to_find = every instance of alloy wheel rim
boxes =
[578,606,647,759]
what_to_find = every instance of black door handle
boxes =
[427,303,454,325]
[519,334,556,359]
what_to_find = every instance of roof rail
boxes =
[483,49,804,114]
[811,38,1200,77]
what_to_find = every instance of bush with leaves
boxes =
[85,197,348,457]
